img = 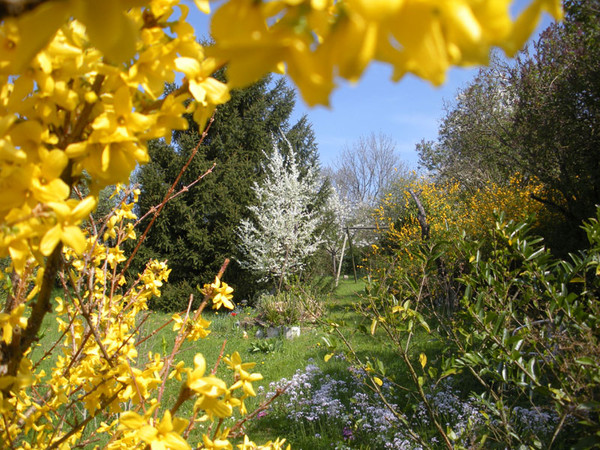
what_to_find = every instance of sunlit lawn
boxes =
[29,279,433,448]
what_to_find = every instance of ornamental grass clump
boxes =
[255,288,325,327]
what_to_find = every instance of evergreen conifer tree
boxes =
[134,76,320,310]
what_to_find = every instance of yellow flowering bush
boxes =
[371,176,550,305]
[0,0,561,448]
[1,186,276,449]
[376,175,547,249]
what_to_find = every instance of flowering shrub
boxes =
[375,175,547,255]
[0,186,280,448]
[370,175,552,313]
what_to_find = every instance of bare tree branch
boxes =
[333,132,404,207]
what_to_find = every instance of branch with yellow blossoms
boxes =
[1,182,286,449]
[0,0,561,448]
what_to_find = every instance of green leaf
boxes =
[576,401,600,411]
[576,356,596,366]
[528,357,536,381]
[407,278,419,292]
[415,312,431,333]
[526,247,545,261]
[440,367,460,378]
[447,428,458,441]
[512,339,524,352]
[464,284,472,300]
[376,359,385,375]
[492,312,506,336]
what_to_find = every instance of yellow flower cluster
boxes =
[370,176,552,293]
[203,277,235,310]
[0,304,27,343]
[172,312,211,341]
[118,351,269,449]
[0,0,231,275]
[209,0,562,105]
[375,176,547,256]
[1,186,280,449]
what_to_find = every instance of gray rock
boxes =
[266,326,281,338]
[284,326,301,340]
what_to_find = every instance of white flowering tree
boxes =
[238,136,323,287]
[321,185,352,276]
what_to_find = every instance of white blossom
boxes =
[237,136,322,283]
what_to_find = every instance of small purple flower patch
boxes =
[342,427,354,441]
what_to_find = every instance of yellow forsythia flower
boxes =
[204,277,235,310]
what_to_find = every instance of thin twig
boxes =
[211,340,227,375]
[157,294,196,408]
[228,382,292,437]
[120,115,216,278]
[1,244,63,381]
[134,163,216,226]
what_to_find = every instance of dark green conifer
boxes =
[134,76,320,310]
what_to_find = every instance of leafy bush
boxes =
[444,212,600,448]
[338,208,600,448]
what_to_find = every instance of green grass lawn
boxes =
[29,280,381,446]
[27,279,443,448]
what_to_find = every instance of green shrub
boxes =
[344,208,600,448]
[443,212,600,448]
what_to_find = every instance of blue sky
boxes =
[186,1,558,169]
[288,65,478,168]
